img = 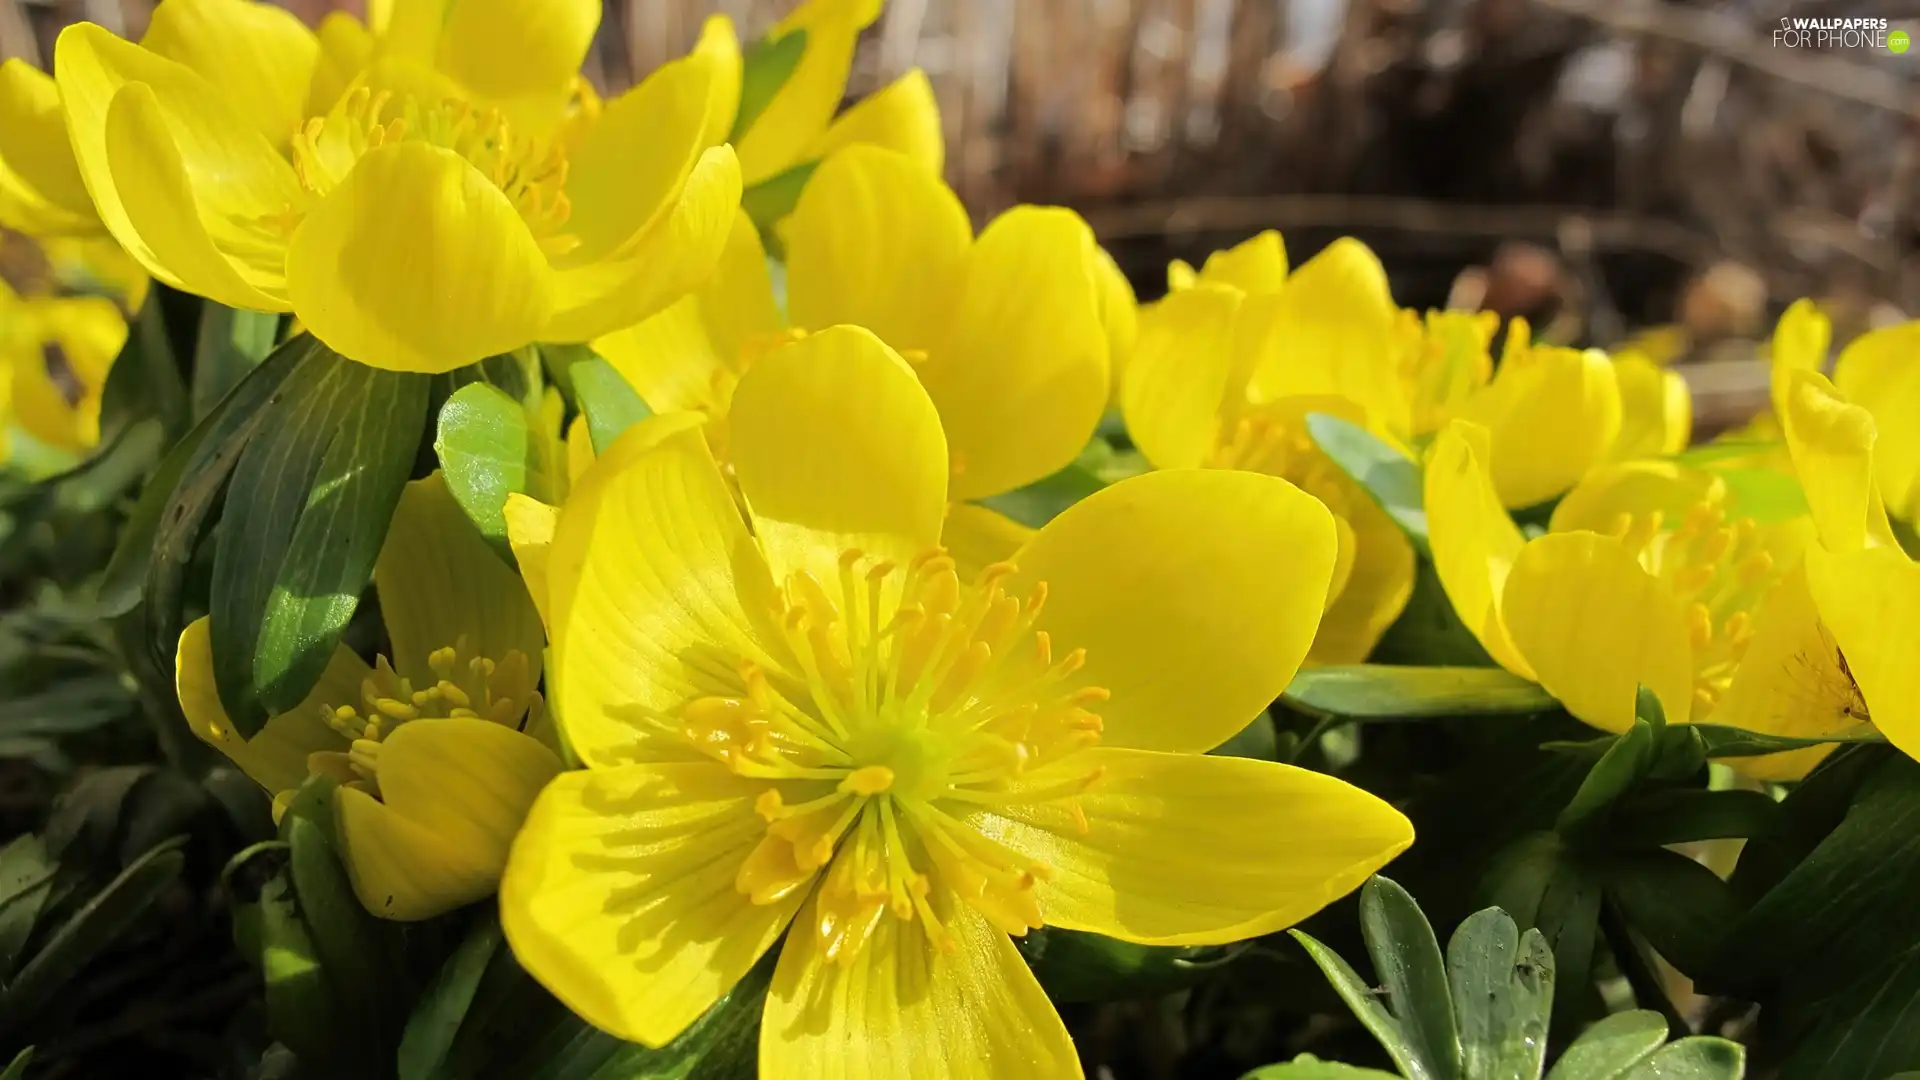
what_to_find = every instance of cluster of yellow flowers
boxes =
[2,0,1916,1075]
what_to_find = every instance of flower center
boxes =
[1208,407,1356,519]
[667,549,1108,963]
[289,87,576,257]
[311,639,541,797]
[1609,500,1777,717]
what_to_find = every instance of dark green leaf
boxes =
[192,304,279,418]
[1618,1038,1744,1080]
[1283,666,1556,722]
[1370,557,1496,667]
[434,382,562,558]
[401,913,505,1080]
[1446,907,1553,1080]
[1689,724,1884,758]
[1556,721,1656,832]
[742,160,820,239]
[1776,936,1920,1079]
[1359,877,1462,1080]
[1242,1058,1405,1079]
[0,836,56,980]
[0,677,135,739]
[1483,834,1603,1031]
[0,1048,30,1080]
[1606,789,1783,848]
[210,340,428,728]
[253,867,341,1065]
[1543,1010,1667,1080]
[1020,926,1245,1003]
[571,357,652,454]
[96,286,188,440]
[730,27,809,140]
[1600,850,1742,977]
[1291,927,1427,1080]
[1307,412,1429,556]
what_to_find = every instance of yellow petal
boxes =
[1192,230,1288,294]
[1094,245,1138,409]
[500,762,808,1047]
[9,295,124,451]
[1123,284,1244,470]
[942,502,1035,583]
[433,0,600,136]
[175,616,366,794]
[805,68,945,177]
[1550,460,1726,535]
[762,891,1079,1080]
[1405,309,1498,435]
[1501,531,1694,732]
[983,748,1411,945]
[0,60,102,235]
[1167,259,1197,291]
[566,414,594,485]
[304,11,374,118]
[503,493,560,633]
[375,473,546,689]
[337,717,562,920]
[1778,368,1899,553]
[1709,563,1864,781]
[1804,545,1920,763]
[1768,298,1829,419]
[922,206,1110,501]
[546,413,784,767]
[1423,421,1535,679]
[1608,353,1692,460]
[287,142,552,373]
[1009,469,1338,753]
[1456,345,1622,508]
[785,144,971,353]
[1310,493,1416,665]
[735,0,881,184]
[544,145,742,344]
[730,326,948,583]
[1241,238,1407,435]
[1832,319,1920,525]
[139,0,319,148]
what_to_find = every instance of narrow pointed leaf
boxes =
[1291,927,1426,1080]
[1283,666,1556,721]
[730,28,809,141]
[571,357,652,454]
[1360,876,1463,1080]
[1308,412,1430,556]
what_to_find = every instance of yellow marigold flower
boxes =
[594,145,1112,546]
[175,472,561,920]
[499,326,1412,1072]
[48,0,740,375]
[0,279,125,463]
[1122,247,1414,665]
[1426,418,1863,778]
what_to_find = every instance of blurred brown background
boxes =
[4,0,1917,426]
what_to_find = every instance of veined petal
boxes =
[1768,298,1829,419]
[1550,460,1726,535]
[433,0,601,136]
[1009,469,1338,753]
[287,142,553,373]
[304,12,374,118]
[337,717,562,920]
[1423,421,1535,679]
[981,748,1411,945]
[806,68,945,176]
[729,326,948,584]
[785,144,971,353]
[1456,345,1622,508]
[1608,353,1691,460]
[501,762,808,1047]
[1779,368,1899,553]
[1241,238,1407,435]
[376,473,546,690]
[546,413,785,767]
[1710,564,1864,781]
[175,616,366,794]
[1804,545,1920,763]
[544,145,741,344]
[1310,494,1416,665]
[942,502,1035,583]
[735,0,882,184]
[1502,531,1695,733]
[762,892,1080,1080]
[1191,230,1288,294]
[923,206,1110,500]
[503,493,559,634]
[139,0,319,148]
[1832,320,1920,525]
[1123,284,1244,470]
[0,60,102,235]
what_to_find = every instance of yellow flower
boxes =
[49,0,741,374]
[1827,315,1920,525]
[498,326,1411,1073]
[0,59,104,236]
[594,145,1112,548]
[1425,418,1861,778]
[0,279,126,463]
[175,472,561,920]
[1122,239,1415,665]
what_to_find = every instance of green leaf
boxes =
[0,677,136,739]
[742,160,820,239]
[1359,877,1463,1080]
[191,304,279,418]
[1483,834,1603,1031]
[1606,789,1783,848]
[1556,721,1657,832]
[210,338,429,729]
[1307,412,1429,556]
[571,357,652,454]
[1291,927,1428,1080]
[0,836,56,980]
[1543,1010,1667,1080]
[1446,907,1553,1080]
[0,1048,30,1080]
[252,866,341,1065]
[980,445,1111,528]
[0,835,186,1036]
[1618,1038,1744,1080]
[1600,850,1742,977]
[1370,557,1496,667]
[1243,1057,1405,1079]
[730,27,809,141]
[1282,666,1556,721]
[1776,936,1920,1079]
[435,382,561,558]
[1688,724,1884,758]
[1019,926,1245,1003]
[96,285,188,440]
[1715,466,1808,524]
[401,913,505,1080]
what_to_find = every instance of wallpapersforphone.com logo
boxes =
[1772,15,1909,52]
